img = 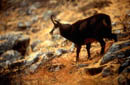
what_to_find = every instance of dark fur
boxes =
[50,13,117,62]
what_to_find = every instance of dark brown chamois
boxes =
[50,13,117,62]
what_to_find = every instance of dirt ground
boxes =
[0,0,130,85]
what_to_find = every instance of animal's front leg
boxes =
[76,45,81,62]
[86,43,91,59]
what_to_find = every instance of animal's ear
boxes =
[54,20,61,25]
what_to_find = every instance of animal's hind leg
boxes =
[75,45,81,62]
[99,39,106,54]
[86,43,91,59]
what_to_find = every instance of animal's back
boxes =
[69,13,112,44]
[78,13,112,38]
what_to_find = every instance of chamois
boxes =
[50,13,117,62]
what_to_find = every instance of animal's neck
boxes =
[59,24,73,41]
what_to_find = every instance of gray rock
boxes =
[26,2,41,15]
[114,29,121,34]
[25,51,43,66]
[31,40,42,52]
[0,50,22,68]
[47,64,65,72]
[117,33,130,39]
[31,16,38,23]
[42,40,56,47]
[18,21,32,29]
[70,43,75,52]
[30,2,41,10]
[31,28,40,33]
[51,34,62,40]
[118,75,129,85]
[102,67,112,77]
[127,14,130,17]
[25,21,32,28]
[55,49,68,56]
[20,1,28,7]
[123,67,130,73]
[101,40,130,64]
[43,52,55,60]
[26,8,33,15]
[25,51,56,74]
[112,22,117,26]
[27,64,39,73]
[0,32,30,55]
[17,22,25,29]
[77,64,89,68]
[118,59,130,74]
[43,10,53,21]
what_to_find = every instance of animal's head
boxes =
[50,15,61,35]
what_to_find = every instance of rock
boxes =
[47,64,65,72]
[102,67,112,77]
[20,1,28,7]
[43,51,55,60]
[17,22,26,29]
[118,59,130,74]
[49,0,58,4]
[29,2,41,10]
[31,40,42,52]
[0,50,56,75]
[17,21,32,29]
[112,22,117,27]
[113,29,121,34]
[31,28,40,33]
[31,16,38,23]
[0,50,22,68]
[26,55,44,73]
[25,51,44,66]
[27,64,39,73]
[26,8,33,15]
[25,51,56,74]
[43,10,53,21]
[70,43,75,52]
[51,34,62,41]
[55,49,68,56]
[61,38,69,47]
[118,75,129,85]
[42,40,56,47]
[101,40,130,64]
[84,66,104,75]
[25,21,32,28]
[0,32,30,55]
[77,64,89,68]
[117,32,130,39]
[127,14,130,17]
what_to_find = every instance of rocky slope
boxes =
[0,0,130,85]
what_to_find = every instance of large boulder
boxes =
[101,40,130,64]
[0,50,22,68]
[0,32,30,55]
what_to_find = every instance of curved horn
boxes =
[50,15,57,25]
